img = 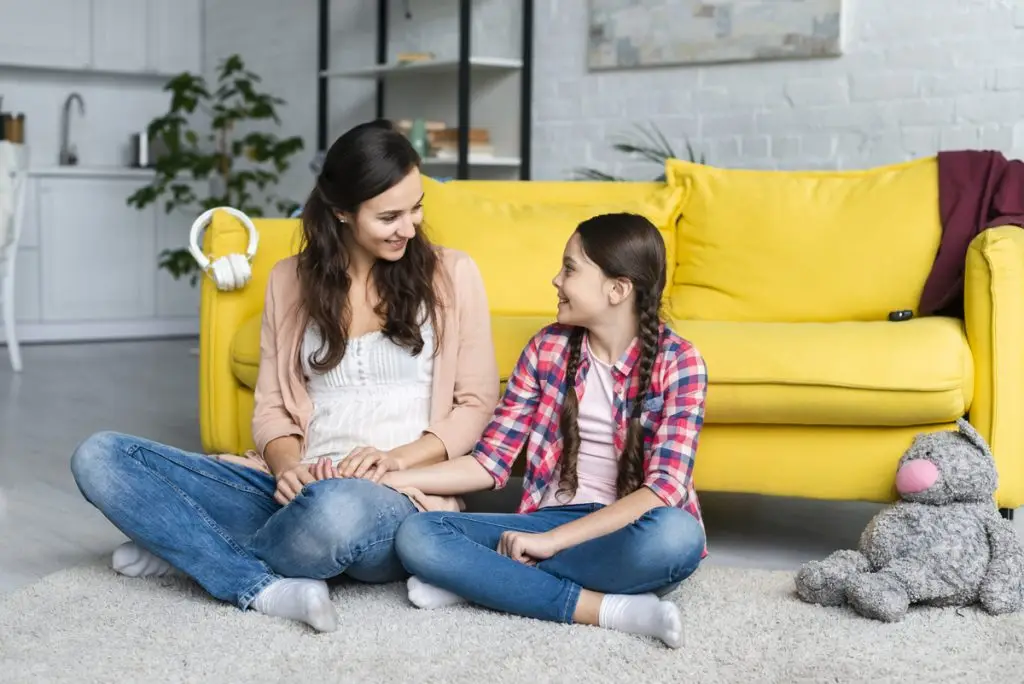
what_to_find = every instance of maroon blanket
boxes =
[919,150,1024,318]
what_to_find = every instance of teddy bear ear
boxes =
[956,417,991,456]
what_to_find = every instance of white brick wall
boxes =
[205,0,1024,190]
[535,0,1024,180]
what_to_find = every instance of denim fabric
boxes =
[394,502,705,624]
[70,431,417,609]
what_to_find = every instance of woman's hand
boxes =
[338,446,403,482]
[274,463,316,505]
[497,531,562,565]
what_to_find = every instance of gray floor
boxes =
[0,339,1019,595]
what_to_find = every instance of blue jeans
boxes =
[394,503,706,624]
[70,431,418,610]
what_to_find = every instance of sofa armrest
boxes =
[198,210,302,454]
[965,225,1024,509]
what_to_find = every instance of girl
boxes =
[350,212,708,649]
[69,120,499,632]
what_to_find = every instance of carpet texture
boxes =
[1,558,1022,683]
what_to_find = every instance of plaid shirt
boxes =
[472,322,708,538]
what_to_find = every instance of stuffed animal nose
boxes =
[895,459,939,494]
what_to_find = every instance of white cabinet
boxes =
[155,195,203,318]
[7,171,201,342]
[4,171,202,343]
[0,0,91,69]
[147,0,202,75]
[0,0,202,76]
[91,0,150,73]
[37,177,156,321]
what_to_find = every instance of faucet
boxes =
[59,93,85,166]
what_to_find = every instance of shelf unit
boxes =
[316,0,534,180]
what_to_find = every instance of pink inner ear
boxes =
[896,459,939,494]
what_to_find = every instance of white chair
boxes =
[0,141,27,372]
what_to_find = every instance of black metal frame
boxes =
[376,0,389,118]
[316,0,533,180]
[316,0,329,152]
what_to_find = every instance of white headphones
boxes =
[188,206,260,291]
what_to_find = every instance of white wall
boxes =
[534,0,1024,180]
[203,0,1024,185]
[202,0,319,209]
[0,70,178,170]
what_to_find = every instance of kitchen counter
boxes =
[29,166,158,179]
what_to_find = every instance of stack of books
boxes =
[394,120,494,160]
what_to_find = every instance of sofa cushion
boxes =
[665,156,942,323]
[672,317,973,426]
[231,314,262,391]
[422,175,682,317]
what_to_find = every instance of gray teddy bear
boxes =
[794,418,1024,622]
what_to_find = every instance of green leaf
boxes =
[572,122,705,181]
[130,52,306,287]
[571,168,625,181]
[158,248,202,281]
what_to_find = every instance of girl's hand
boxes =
[311,457,339,481]
[497,531,562,565]
[339,446,403,482]
[274,463,316,505]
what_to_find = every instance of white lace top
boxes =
[300,321,434,465]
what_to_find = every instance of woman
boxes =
[339,212,708,649]
[69,120,499,632]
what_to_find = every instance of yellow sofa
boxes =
[197,155,1024,511]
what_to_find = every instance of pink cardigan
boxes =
[230,247,499,511]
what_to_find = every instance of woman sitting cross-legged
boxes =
[340,212,709,648]
[68,119,498,632]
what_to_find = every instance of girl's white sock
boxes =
[251,578,338,633]
[111,542,175,578]
[406,575,466,609]
[598,593,684,648]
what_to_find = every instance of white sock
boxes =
[598,593,684,648]
[111,542,175,578]
[251,578,338,633]
[407,575,466,609]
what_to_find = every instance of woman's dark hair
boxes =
[297,119,442,373]
[556,212,667,501]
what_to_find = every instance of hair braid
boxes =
[556,326,585,501]
[617,287,662,498]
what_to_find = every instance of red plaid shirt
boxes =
[472,322,708,541]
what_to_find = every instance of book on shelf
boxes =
[429,144,496,160]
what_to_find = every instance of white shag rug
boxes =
[1,558,1021,683]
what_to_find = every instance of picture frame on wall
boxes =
[586,0,844,70]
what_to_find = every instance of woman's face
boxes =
[339,167,425,262]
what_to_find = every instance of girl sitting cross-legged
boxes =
[318,212,709,648]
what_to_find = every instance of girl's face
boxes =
[337,167,424,262]
[552,232,626,327]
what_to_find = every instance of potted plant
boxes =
[573,122,705,181]
[127,54,305,286]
